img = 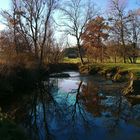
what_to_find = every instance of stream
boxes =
[1,71,140,140]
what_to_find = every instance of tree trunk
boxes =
[133,56,137,64]
[40,46,44,66]
[77,41,84,65]
[101,47,103,63]
[79,49,84,64]
[123,56,126,63]
[129,57,133,63]
[34,44,39,59]
[114,55,117,63]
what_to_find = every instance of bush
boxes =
[89,66,102,75]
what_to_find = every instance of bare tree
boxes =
[1,0,59,66]
[106,40,121,63]
[108,0,130,63]
[60,0,96,64]
[43,28,64,64]
[127,10,140,63]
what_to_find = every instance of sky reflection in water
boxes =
[27,71,140,140]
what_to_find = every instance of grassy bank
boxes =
[63,57,140,78]
[88,63,140,78]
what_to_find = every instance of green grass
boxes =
[63,57,82,63]
[94,63,140,71]
[137,58,140,63]
[90,63,140,78]
[63,57,140,71]
[63,57,140,78]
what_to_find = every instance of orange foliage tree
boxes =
[82,16,110,63]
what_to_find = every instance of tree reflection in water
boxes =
[23,80,60,140]
[1,73,140,140]
[80,81,107,117]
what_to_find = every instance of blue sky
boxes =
[128,0,139,9]
[0,0,10,10]
[0,0,139,12]
[95,0,139,12]
[0,0,139,30]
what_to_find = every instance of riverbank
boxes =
[79,63,140,78]
[0,61,140,99]
[79,63,140,96]
[0,62,140,98]
[0,63,79,99]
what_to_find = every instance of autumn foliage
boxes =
[82,16,109,62]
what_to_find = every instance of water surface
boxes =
[3,71,140,140]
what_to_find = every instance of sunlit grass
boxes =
[98,63,140,72]
[63,57,140,77]
[89,63,140,78]
[63,57,82,63]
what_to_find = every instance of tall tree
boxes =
[108,0,129,63]
[127,10,140,63]
[60,0,96,64]
[82,16,109,63]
